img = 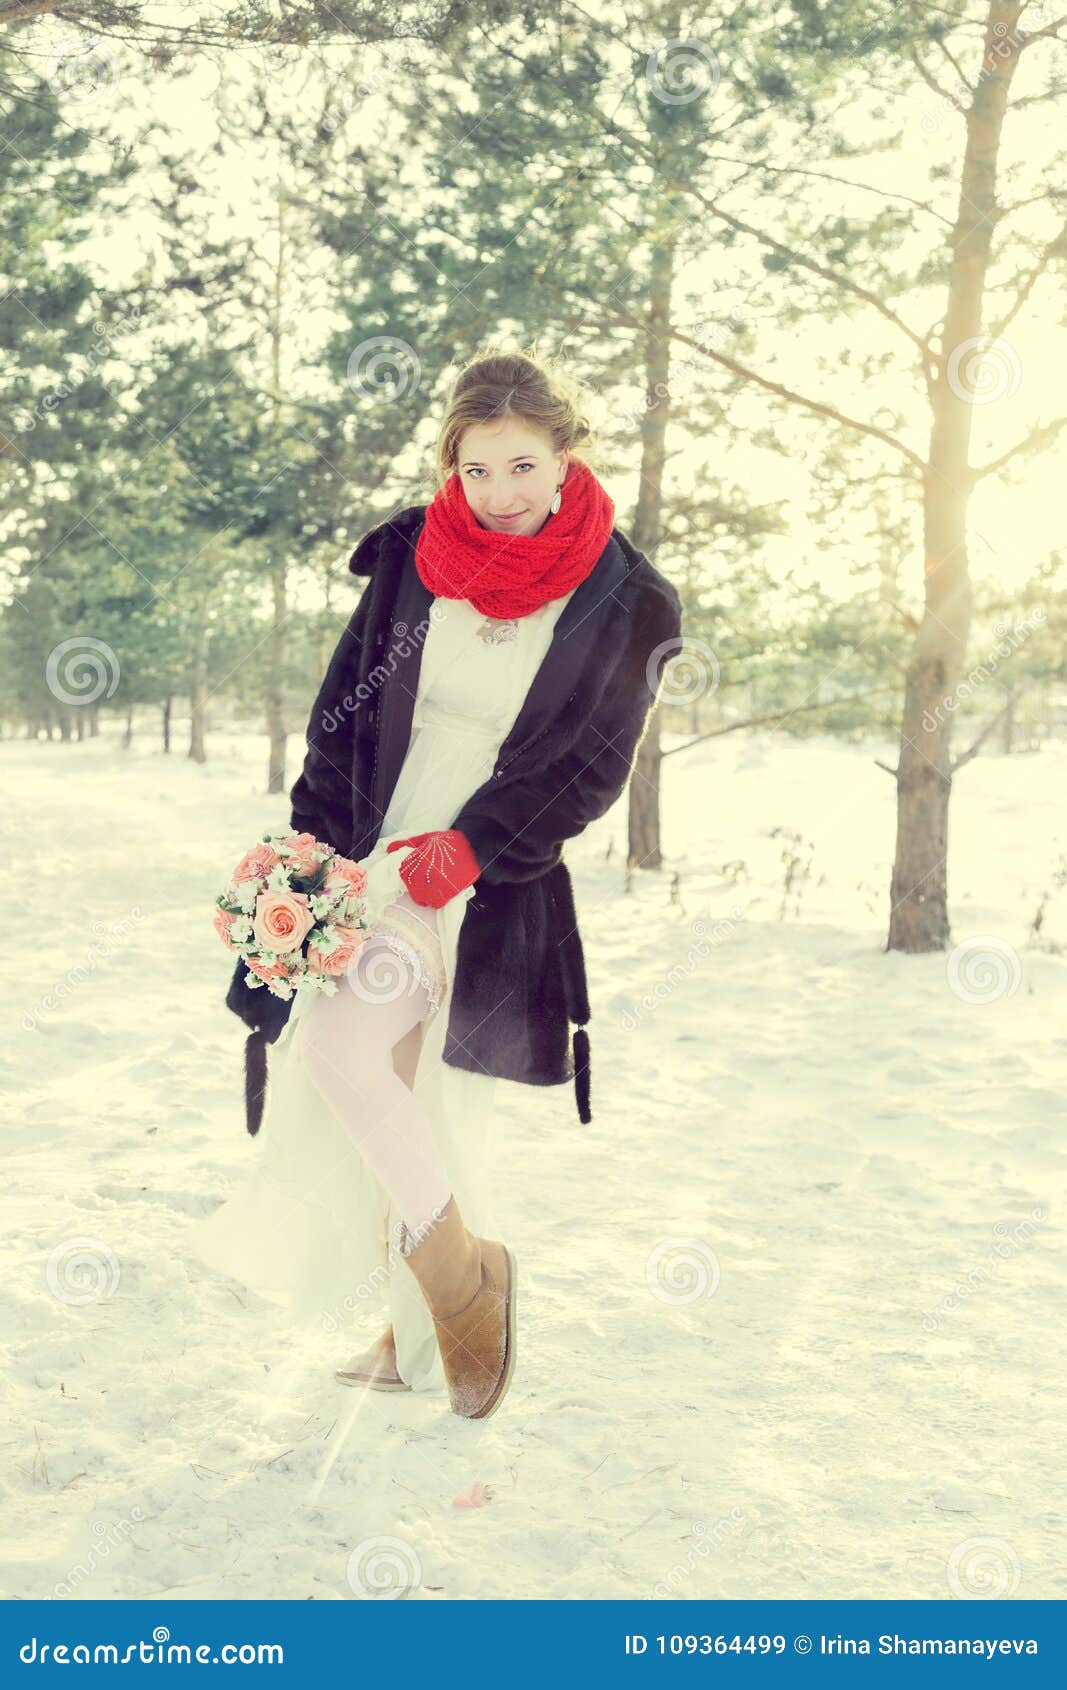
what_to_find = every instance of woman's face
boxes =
[455,416,568,537]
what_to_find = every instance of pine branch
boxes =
[950,684,1028,773]
[662,689,899,758]
[594,301,926,471]
[696,152,954,230]
[972,415,1067,479]
[579,104,932,360]
[988,217,1067,336]
[908,44,970,113]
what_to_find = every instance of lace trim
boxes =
[372,922,445,1018]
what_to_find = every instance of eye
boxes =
[514,461,535,473]
[464,467,486,478]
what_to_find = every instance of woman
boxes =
[192,349,683,1421]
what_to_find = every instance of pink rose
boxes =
[246,956,293,991]
[252,890,315,954]
[279,831,323,879]
[213,907,238,951]
[233,842,280,884]
[306,925,365,977]
[325,855,368,897]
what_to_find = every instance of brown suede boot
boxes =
[335,1326,411,1392]
[399,1195,517,1420]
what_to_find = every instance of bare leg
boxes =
[391,1019,424,1091]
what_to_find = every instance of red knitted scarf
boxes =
[414,456,615,620]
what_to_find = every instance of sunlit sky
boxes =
[20,6,1067,611]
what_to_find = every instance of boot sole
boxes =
[468,1246,518,1421]
[335,1371,412,1391]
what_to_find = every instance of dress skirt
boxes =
[189,828,499,1395]
[189,587,577,1390]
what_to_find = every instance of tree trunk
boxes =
[162,694,172,753]
[266,558,287,793]
[627,208,676,871]
[189,614,209,764]
[888,4,1024,952]
[123,705,134,748]
[265,185,289,798]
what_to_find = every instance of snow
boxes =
[2,724,1064,1600]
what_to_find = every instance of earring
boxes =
[549,486,562,515]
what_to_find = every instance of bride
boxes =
[190,346,683,1420]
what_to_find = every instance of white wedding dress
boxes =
[189,585,577,1390]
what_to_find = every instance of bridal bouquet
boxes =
[213,831,370,1000]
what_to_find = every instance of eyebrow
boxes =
[460,454,540,467]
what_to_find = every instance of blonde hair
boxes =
[433,346,597,488]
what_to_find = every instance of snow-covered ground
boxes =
[2,722,1064,1601]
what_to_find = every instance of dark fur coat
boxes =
[225,506,683,1133]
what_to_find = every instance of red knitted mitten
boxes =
[385,828,482,909]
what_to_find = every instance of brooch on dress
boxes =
[475,616,519,644]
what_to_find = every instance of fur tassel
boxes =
[244,1031,268,1137]
[572,1025,591,1124]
